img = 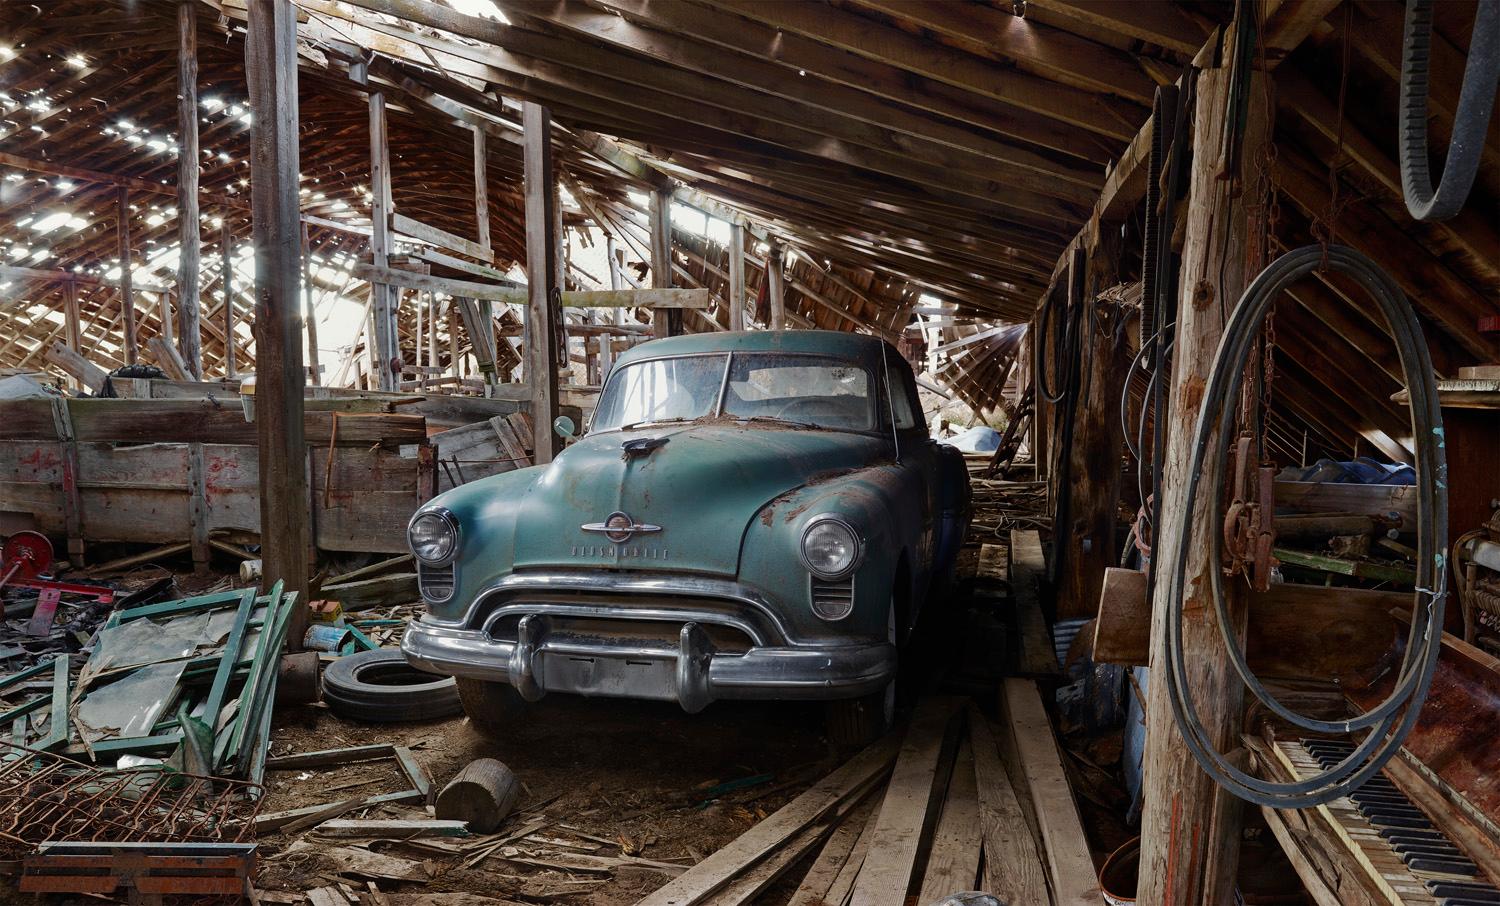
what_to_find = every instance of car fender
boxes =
[739,464,920,642]
[415,464,544,624]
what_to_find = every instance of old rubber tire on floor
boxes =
[455,678,531,737]
[321,649,462,722]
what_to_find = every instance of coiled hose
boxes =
[1035,277,1079,406]
[1163,244,1448,808]
[1399,0,1500,221]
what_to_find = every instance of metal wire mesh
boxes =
[0,740,262,856]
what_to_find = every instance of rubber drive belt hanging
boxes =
[1162,244,1448,809]
[1399,0,1500,221]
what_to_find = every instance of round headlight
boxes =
[801,518,861,579]
[409,512,456,563]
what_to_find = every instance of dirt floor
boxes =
[255,695,842,904]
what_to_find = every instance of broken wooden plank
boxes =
[967,704,1050,906]
[393,212,496,263]
[915,737,981,905]
[1000,678,1099,906]
[45,342,108,394]
[635,734,900,906]
[1258,803,1355,906]
[148,335,192,382]
[318,573,419,611]
[314,819,470,839]
[559,288,713,309]
[848,697,962,906]
[1008,529,1058,675]
[352,262,518,303]
[278,798,367,836]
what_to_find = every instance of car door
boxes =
[881,353,941,591]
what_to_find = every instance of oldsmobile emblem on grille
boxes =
[580,511,663,543]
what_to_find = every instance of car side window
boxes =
[884,359,918,430]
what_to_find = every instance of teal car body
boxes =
[402,330,970,712]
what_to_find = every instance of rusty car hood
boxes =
[510,422,887,575]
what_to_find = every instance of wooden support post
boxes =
[1138,65,1270,906]
[767,240,786,330]
[187,442,210,572]
[221,218,237,378]
[302,221,321,385]
[1054,230,1127,619]
[606,236,622,291]
[117,187,137,365]
[157,290,175,347]
[426,292,437,368]
[1045,258,1082,533]
[448,300,461,378]
[59,279,82,390]
[62,279,80,352]
[246,0,310,646]
[175,0,202,379]
[728,221,746,331]
[415,286,425,367]
[523,101,561,464]
[50,398,84,564]
[473,126,490,254]
[1026,313,1050,477]
[649,187,676,338]
[584,312,599,383]
[368,91,399,391]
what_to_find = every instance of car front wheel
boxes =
[455,677,532,738]
[824,596,898,747]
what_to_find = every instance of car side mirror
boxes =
[553,415,577,440]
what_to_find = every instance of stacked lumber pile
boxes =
[637,692,1099,906]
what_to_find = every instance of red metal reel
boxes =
[2,531,54,582]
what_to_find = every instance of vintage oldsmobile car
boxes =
[402,330,970,739]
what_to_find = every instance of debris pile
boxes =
[0,581,295,782]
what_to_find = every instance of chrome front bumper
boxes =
[402,614,896,713]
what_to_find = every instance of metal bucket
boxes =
[1099,837,1140,905]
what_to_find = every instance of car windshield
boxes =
[592,352,876,432]
[592,354,729,430]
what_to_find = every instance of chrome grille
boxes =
[811,577,855,620]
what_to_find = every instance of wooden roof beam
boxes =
[591,0,1115,165]
[0,151,247,210]
[1023,0,1208,55]
[496,0,1106,188]
[334,0,1096,215]
[700,0,1143,141]
[849,0,1159,104]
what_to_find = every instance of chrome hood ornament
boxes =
[581,511,663,543]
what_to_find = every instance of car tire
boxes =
[455,677,532,737]
[825,595,898,747]
[321,649,462,722]
[825,689,892,747]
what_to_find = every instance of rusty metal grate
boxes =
[0,740,262,857]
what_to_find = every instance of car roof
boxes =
[613,329,893,370]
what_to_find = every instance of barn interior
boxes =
[1,0,1498,903]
